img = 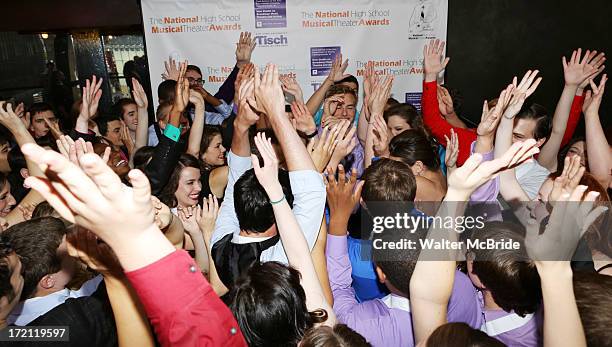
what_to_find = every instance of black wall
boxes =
[446,0,612,130]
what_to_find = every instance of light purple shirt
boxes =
[468,141,502,221]
[326,234,483,347]
[478,289,542,347]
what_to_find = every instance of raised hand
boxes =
[131,78,148,109]
[56,135,77,163]
[151,196,172,230]
[74,138,111,164]
[80,75,103,121]
[43,116,63,140]
[307,125,341,172]
[290,100,316,135]
[327,53,350,83]
[188,88,205,109]
[503,70,542,120]
[368,75,394,116]
[447,139,540,198]
[477,84,514,137]
[162,56,180,81]
[582,74,607,115]
[371,114,390,157]
[120,120,134,154]
[234,63,255,98]
[437,85,455,116]
[236,77,260,127]
[444,129,459,172]
[250,132,283,201]
[177,205,200,235]
[329,121,357,169]
[322,94,344,126]
[253,64,285,119]
[363,62,378,98]
[235,32,257,67]
[324,165,364,225]
[526,184,606,264]
[67,227,122,277]
[21,143,157,247]
[172,62,190,113]
[195,194,220,239]
[578,51,606,90]
[423,39,450,82]
[280,76,304,103]
[548,155,585,204]
[0,101,27,131]
[563,49,602,87]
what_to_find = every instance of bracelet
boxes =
[270,195,286,205]
[305,130,318,139]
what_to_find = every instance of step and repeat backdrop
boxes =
[141,0,447,109]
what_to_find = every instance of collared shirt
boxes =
[125,250,246,347]
[326,234,483,347]
[478,292,542,347]
[211,151,326,264]
[9,275,103,326]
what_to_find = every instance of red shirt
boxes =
[421,81,584,166]
[125,250,247,347]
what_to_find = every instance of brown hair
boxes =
[573,271,612,347]
[470,222,542,316]
[200,125,223,169]
[361,158,417,202]
[301,324,371,347]
[325,84,357,101]
[427,323,505,347]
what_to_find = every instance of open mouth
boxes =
[115,160,127,167]
[189,193,200,200]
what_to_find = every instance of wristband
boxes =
[163,124,182,142]
[270,195,286,205]
[305,129,318,139]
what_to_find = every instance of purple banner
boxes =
[405,92,422,112]
[254,0,287,29]
[310,46,341,77]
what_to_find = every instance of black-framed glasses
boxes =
[186,77,204,85]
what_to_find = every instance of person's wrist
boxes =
[424,72,439,82]
[265,184,284,202]
[234,118,253,132]
[328,216,349,236]
[445,187,472,202]
[535,261,572,279]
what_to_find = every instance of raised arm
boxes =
[422,39,476,165]
[21,143,247,346]
[186,89,206,156]
[0,102,43,177]
[255,64,315,171]
[251,132,336,326]
[525,185,606,347]
[131,78,150,153]
[582,75,612,188]
[75,76,103,135]
[306,53,349,116]
[411,139,540,344]
[539,49,602,171]
[496,70,542,204]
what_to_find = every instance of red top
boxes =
[125,250,247,347]
[421,81,585,166]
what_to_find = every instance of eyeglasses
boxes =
[186,77,204,85]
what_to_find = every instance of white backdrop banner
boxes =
[141,0,448,109]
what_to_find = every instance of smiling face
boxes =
[386,115,412,138]
[331,93,357,123]
[93,143,129,178]
[175,167,202,208]
[0,181,16,217]
[201,134,226,167]
[121,103,138,132]
[30,111,57,138]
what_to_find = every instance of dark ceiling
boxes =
[1,0,142,32]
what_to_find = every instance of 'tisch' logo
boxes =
[255,34,288,47]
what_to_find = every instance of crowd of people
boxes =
[0,31,610,347]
